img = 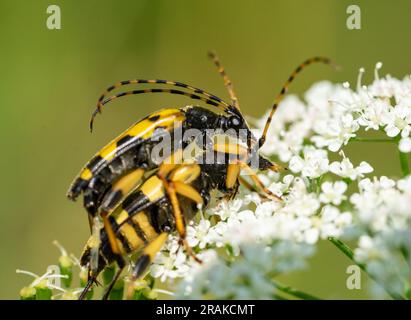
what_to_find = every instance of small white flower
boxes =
[319,181,347,205]
[208,221,228,248]
[304,81,336,109]
[312,113,359,152]
[183,250,218,285]
[16,268,68,293]
[209,199,243,221]
[399,137,411,153]
[354,235,382,262]
[150,238,189,282]
[297,206,352,244]
[254,201,278,218]
[282,192,320,218]
[397,175,411,192]
[358,176,395,192]
[267,174,295,197]
[381,103,411,138]
[358,99,391,131]
[329,156,373,180]
[368,73,403,99]
[289,146,329,178]
[242,192,262,206]
[186,219,212,249]
[318,205,352,238]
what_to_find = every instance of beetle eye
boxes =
[229,116,241,127]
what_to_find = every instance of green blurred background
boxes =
[1,0,410,299]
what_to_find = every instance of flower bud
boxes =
[142,288,158,300]
[34,280,52,300]
[128,279,150,300]
[60,290,78,300]
[19,286,36,300]
[54,241,73,288]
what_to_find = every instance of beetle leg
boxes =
[167,181,202,264]
[102,263,125,300]
[78,274,97,300]
[237,161,282,201]
[238,176,257,193]
[124,232,169,299]
[172,181,204,206]
[226,163,241,189]
[213,140,249,158]
[95,168,145,255]
[90,217,103,274]
[101,211,121,255]
[161,180,186,241]
[157,161,201,239]
[131,232,168,280]
[100,168,145,213]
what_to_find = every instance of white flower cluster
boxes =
[149,64,411,299]
[355,231,411,298]
[177,242,314,299]
[351,176,411,298]
[256,63,411,156]
[351,176,411,232]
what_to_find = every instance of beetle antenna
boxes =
[95,79,232,112]
[89,88,232,132]
[208,51,240,110]
[258,57,339,148]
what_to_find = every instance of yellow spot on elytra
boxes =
[169,164,201,184]
[127,109,185,139]
[99,142,117,162]
[114,168,144,194]
[132,212,158,241]
[115,210,129,225]
[80,168,92,180]
[141,176,164,202]
[120,223,144,250]
[74,109,184,188]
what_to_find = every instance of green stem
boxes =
[328,237,405,300]
[400,246,411,270]
[351,137,396,143]
[398,150,409,176]
[272,293,289,300]
[272,280,321,300]
[328,237,358,263]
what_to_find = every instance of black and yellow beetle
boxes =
[67,86,251,224]
[78,142,281,300]
[70,52,334,299]
[79,150,211,299]
[67,52,330,226]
